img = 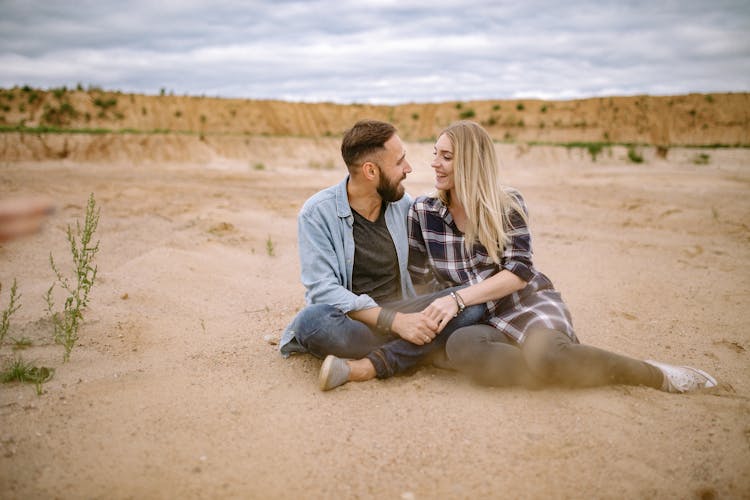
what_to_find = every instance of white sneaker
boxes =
[318,355,351,391]
[645,360,717,393]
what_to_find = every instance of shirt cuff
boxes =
[503,261,535,283]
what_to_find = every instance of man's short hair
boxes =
[341,120,397,170]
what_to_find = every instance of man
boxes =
[279,120,483,390]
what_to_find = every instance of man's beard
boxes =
[376,167,405,203]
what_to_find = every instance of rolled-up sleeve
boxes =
[501,191,535,283]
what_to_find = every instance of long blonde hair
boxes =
[437,121,527,263]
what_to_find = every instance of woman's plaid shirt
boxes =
[407,190,577,344]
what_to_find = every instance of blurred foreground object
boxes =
[0,196,55,242]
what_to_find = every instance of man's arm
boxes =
[347,307,440,345]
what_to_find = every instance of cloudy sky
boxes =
[1,0,748,103]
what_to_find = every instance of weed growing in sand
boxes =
[10,337,33,350]
[0,278,21,345]
[45,193,100,362]
[565,142,605,162]
[1,357,54,396]
[627,146,644,164]
[693,153,710,165]
[266,236,275,257]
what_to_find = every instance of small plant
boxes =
[1,357,54,395]
[693,153,710,165]
[516,102,525,111]
[266,236,275,257]
[540,105,548,113]
[1,279,21,345]
[627,146,644,163]
[52,86,67,99]
[568,142,605,162]
[93,97,117,110]
[483,116,497,127]
[252,162,266,171]
[492,104,501,111]
[587,143,604,161]
[45,193,100,362]
[459,108,476,119]
[411,112,419,121]
[11,337,33,350]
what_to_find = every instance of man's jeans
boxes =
[287,287,486,378]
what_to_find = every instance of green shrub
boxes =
[93,97,117,109]
[459,108,476,119]
[52,86,67,99]
[693,153,710,165]
[627,146,644,163]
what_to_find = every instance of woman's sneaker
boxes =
[645,360,717,393]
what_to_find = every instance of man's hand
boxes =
[391,312,439,345]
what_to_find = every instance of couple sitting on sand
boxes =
[279,119,717,393]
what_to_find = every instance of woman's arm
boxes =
[420,192,533,326]
[420,269,527,327]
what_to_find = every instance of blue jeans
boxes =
[288,287,486,378]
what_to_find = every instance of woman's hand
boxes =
[422,295,460,333]
[391,312,439,345]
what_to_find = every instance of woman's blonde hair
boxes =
[437,120,527,263]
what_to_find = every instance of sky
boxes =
[1,0,748,104]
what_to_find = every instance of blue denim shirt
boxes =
[279,176,416,354]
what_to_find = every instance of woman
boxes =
[405,120,716,392]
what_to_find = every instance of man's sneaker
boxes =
[318,355,351,391]
[645,360,717,393]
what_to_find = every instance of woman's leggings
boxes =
[445,324,663,389]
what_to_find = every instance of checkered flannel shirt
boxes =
[407,189,577,344]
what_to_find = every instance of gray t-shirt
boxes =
[351,205,401,303]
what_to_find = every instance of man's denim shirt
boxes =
[279,176,416,355]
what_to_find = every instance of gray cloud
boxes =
[1,0,748,102]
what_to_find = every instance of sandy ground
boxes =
[0,143,749,499]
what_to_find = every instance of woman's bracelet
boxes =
[449,291,466,316]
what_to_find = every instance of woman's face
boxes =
[431,133,455,192]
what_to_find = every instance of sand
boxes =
[0,142,749,498]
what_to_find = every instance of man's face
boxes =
[375,134,412,202]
